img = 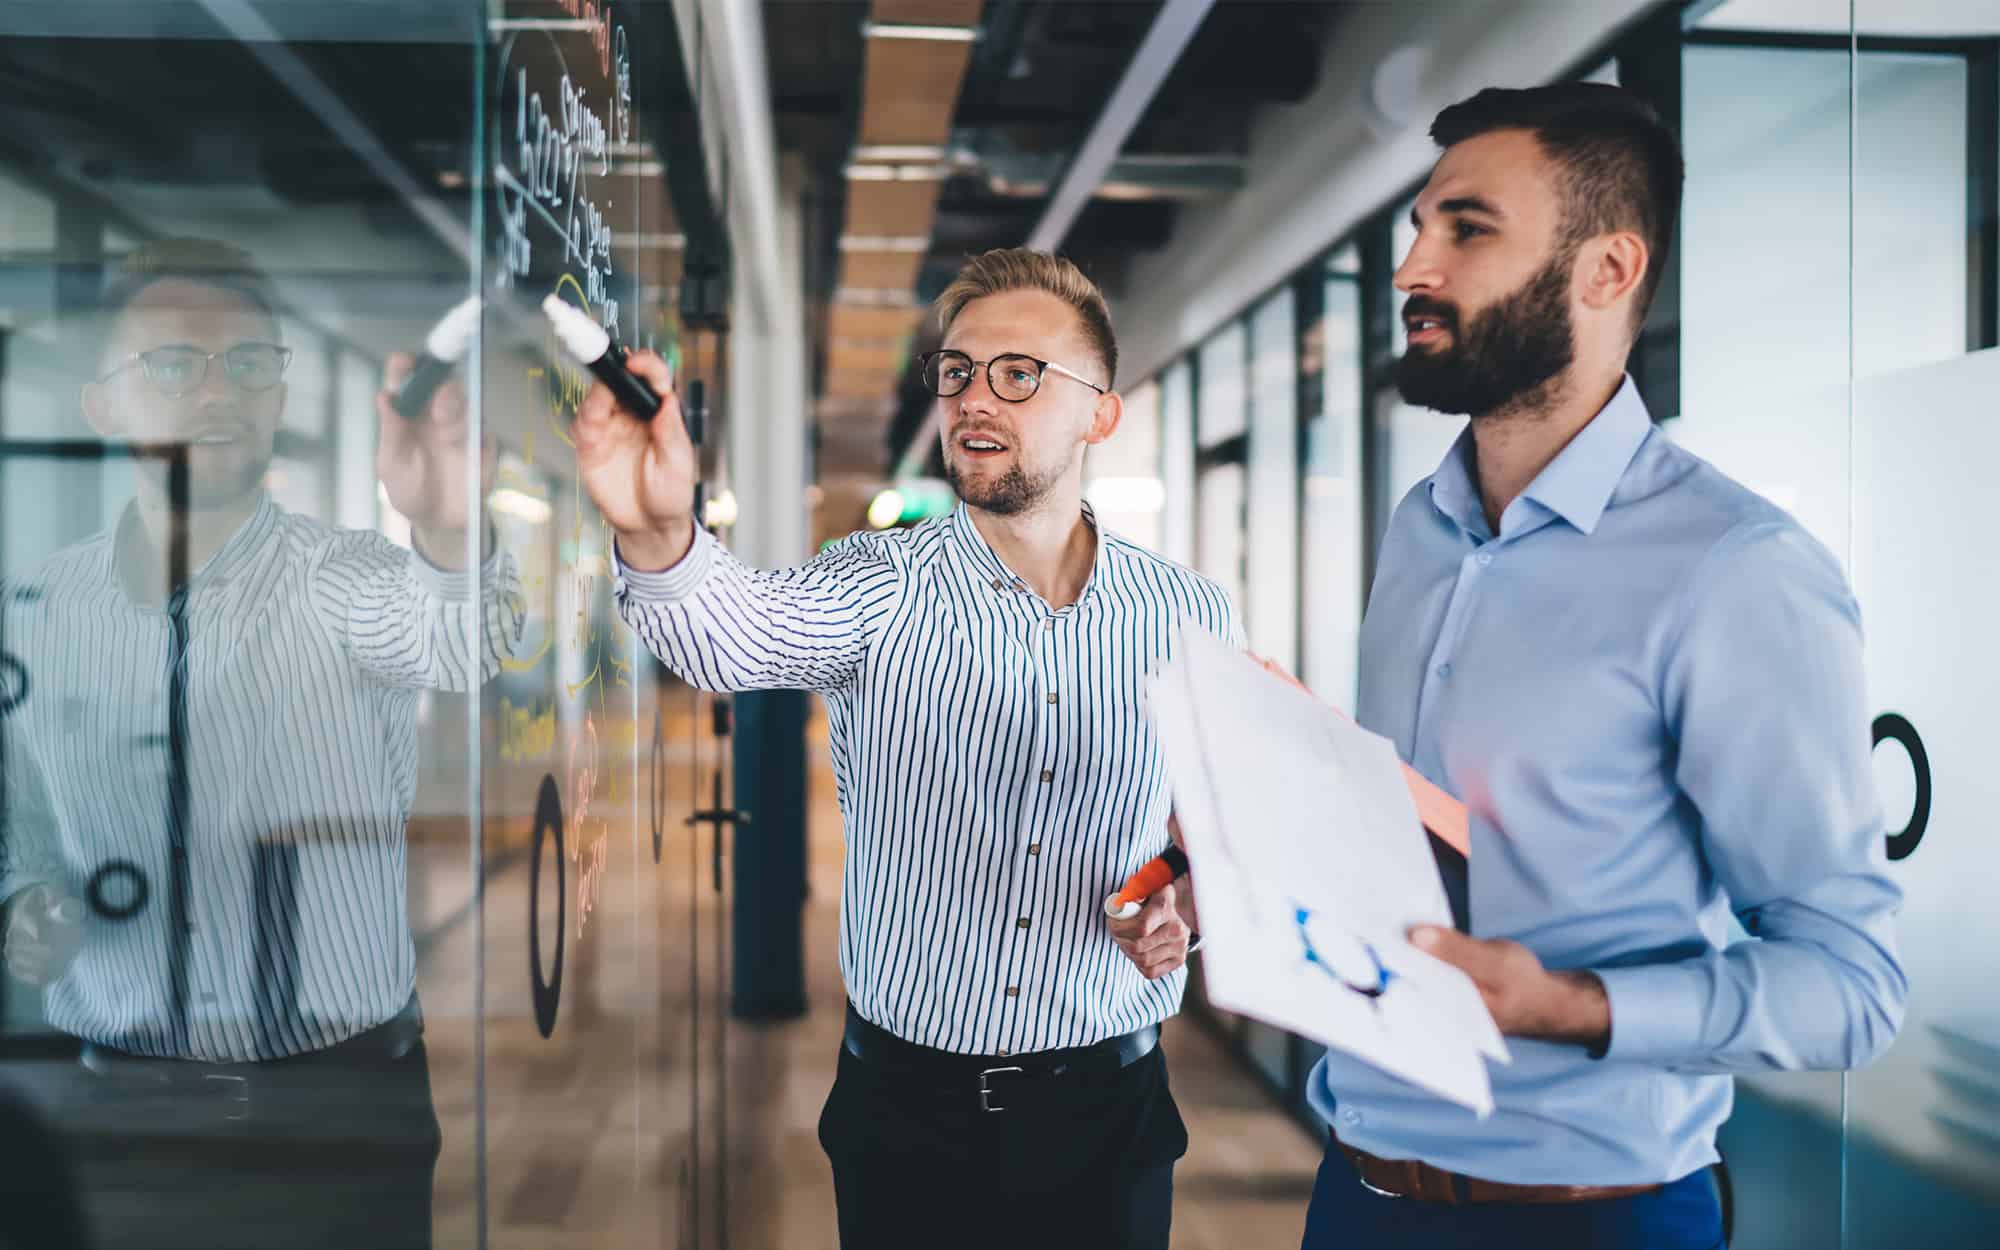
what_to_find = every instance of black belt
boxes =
[841,1004,1159,1113]
[78,995,425,1109]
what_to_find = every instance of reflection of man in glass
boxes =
[0,240,520,1249]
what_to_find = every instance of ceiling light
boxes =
[838,236,930,253]
[843,163,944,182]
[704,489,739,529]
[611,232,687,250]
[861,22,977,42]
[835,288,923,307]
[867,489,906,529]
[852,145,948,162]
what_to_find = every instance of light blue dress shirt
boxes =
[1307,376,1907,1186]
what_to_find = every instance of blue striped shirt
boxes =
[615,503,1241,1054]
[0,494,522,1061]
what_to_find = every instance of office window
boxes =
[1245,287,1298,668]
[1086,378,1164,550]
[1303,253,1365,708]
[1676,42,1855,554]
[1197,321,1248,447]
[1196,461,1246,620]
[1160,360,1196,564]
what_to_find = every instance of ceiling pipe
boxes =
[1024,0,1217,252]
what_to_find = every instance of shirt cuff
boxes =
[614,527,716,604]
[411,525,501,602]
[1596,961,1709,1065]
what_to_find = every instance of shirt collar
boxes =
[109,490,280,607]
[949,499,1110,607]
[1427,375,1654,540]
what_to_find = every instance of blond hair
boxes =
[932,249,1117,387]
[100,237,281,335]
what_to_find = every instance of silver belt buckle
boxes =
[1356,1174,1406,1200]
[978,1065,1023,1113]
[203,1072,252,1123]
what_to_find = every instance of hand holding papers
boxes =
[1148,629,1508,1115]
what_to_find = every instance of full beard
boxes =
[1396,245,1578,419]
[943,452,1061,516]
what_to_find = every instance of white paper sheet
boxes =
[1149,627,1508,1115]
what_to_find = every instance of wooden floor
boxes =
[723,712,1325,1249]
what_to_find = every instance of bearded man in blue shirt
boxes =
[1298,82,1906,1249]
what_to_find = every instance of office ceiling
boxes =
[763,0,1343,488]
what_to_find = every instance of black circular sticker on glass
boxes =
[1872,713,1931,862]
[529,773,565,1038]
[87,859,148,921]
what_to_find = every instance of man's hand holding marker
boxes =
[1107,815,1200,981]
[1104,653,1471,982]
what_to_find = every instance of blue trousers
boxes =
[1301,1138,1726,1250]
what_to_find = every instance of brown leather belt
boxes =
[1335,1137,1661,1205]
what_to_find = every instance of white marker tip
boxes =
[424,294,483,363]
[542,294,610,364]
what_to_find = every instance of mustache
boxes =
[1402,295,1460,331]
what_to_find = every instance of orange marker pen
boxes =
[1103,845,1190,920]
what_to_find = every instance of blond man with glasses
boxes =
[575,248,1242,1248]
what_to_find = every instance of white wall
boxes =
[1114,0,1656,385]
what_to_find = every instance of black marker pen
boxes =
[541,295,662,420]
[391,294,481,419]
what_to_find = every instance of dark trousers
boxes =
[1301,1136,1727,1250]
[49,1015,440,1250]
[817,1040,1188,1249]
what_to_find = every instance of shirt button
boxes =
[1027,843,1042,855]
[1046,692,1058,705]
[1436,663,1452,679]
[1477,551,1493,566]
[1042,618,1054,631]
[1040,769,1053,783]
[1017,917,1032,929]
[991,578,1007,591]
[1341,1108,1363,1127]
[1005,987,1020,998]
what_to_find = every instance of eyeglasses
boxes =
[918,349,1107,403]
[98,342,293,398]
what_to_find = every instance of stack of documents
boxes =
[1148,628,1508,1115]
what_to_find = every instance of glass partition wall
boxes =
[0,4,732,1248]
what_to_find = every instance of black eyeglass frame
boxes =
[916,349,1109,402]
[97,342,294,398]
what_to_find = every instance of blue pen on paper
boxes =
[391,294,481,419]
[541,295,663,420]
